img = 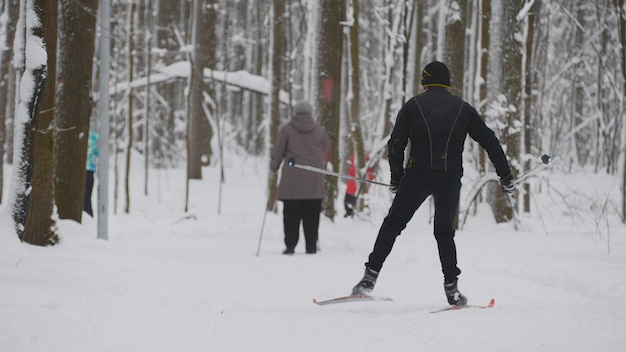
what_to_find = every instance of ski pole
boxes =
[255,206,267,257]
[516,154,551,184]
[287,157,391,187]
[256,173,277,257]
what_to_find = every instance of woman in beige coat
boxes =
[270,100,331,254]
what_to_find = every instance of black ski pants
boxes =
[84,170,95,217]
[365,168,462,283]
[282,199,323,253]
[344,193,357,217]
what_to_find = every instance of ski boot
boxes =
[352,267,379,295]
[444,280,468,306]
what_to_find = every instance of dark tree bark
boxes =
[266,0,285,212]
[444,0,466,97]
[15,0,58,245]
[124,1,136,214]
[55,0,98,221]
[316,0,345,220]
[347,0,369,207]
[187,0,217,181]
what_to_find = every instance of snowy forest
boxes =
[0,0,625,246]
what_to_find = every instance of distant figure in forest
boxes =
[270,100,331,255]
[84,130,99,217]
[351,61,516,306]
[343,153,376,218]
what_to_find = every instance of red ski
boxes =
[430,298,495,313]
[313,295,393,306]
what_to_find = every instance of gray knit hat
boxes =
[294,100,313,116]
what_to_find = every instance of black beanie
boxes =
[421,61,451,88]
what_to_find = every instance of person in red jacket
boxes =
[344,153,375,218]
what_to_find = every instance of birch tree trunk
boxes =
[486,0,517,223]
[0,0,20,204]
[379,3,405,140]
[522,0,541,213]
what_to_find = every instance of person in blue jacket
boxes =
[84,130,99,217]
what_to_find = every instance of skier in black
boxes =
[352,61,516,306]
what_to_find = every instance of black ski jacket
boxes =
[388,87,511,182]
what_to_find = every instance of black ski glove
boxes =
[500,174,516,194]
[390,169,403,193]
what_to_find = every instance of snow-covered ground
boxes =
[1,156,625,352]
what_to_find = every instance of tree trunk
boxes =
[187,0,207,180]
[617,0,626,222]
[15,0,58,245]
[152,0,182,170]
[187,0,218,182]
[486,0,518,223]
[155,0,180,59]
[444,0,467,229]
[522,0,541,213]
[347,0,369,208]
[316,0,344,220]
[249,1,266,156]
[478,0,490,179]
[444,0,466,97]
[143,0,153,196]
[124,1,136,214]
[55,0,98,221]
[572,4,588,167]
[408,1,424,95]
[266,0,285,212]
[0,0,20,204]
[379,4,404,140]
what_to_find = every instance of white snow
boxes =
[1,155,625,352]
[114,61,291,105]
